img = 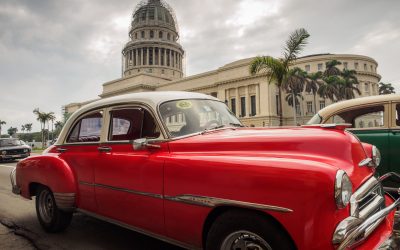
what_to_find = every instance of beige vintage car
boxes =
[308,94,400,180]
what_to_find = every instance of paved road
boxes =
[0,160,183,250]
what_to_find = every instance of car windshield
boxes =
[307,113,323,125]
[0,139,23,147]
[159,99,242,137]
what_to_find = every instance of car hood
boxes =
[169,127,374,188]
[0,145,31,151]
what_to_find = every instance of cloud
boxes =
[0,0,400,132]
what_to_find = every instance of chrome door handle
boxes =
[57,148,67,153]
[98,146,111,153]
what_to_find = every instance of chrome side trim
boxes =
[164,194,293,213]
[79,181,95,187]
[78,182,293,213]
[76,208,201,250]
[53,193,76,211]
[95,183,163,199]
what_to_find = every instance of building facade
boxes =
[64,0,381,126]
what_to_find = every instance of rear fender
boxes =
[16,154,77,210]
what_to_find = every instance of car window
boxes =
[159,99,241,137]
[109,108,161,141]
[332,105,384,129]
[396,104,400,127]
[67,112,103,143]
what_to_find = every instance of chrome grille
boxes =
[350,177,385,219]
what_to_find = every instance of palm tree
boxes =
[21,125,26,134]
[284,67,308,124]
[250,28,310,126]
[25,123,33,133]
[7,127,17,137]
[379,82,396,95]
[46,112,56,141]
[324,60,342,77]
[0,120,6,138]
[339,69,361,100]
[338,77,361,100]
[306,71,324,113]
[318,76,340,101]
[33,108,48,148]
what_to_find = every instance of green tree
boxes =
[306,71,324,113]
[318,76,340,101]
[379,82,396,95]
[33,108,48,148]
[339,69,361,100]
[284,67,308,123]
[0,120,6,137]
[7,127,17,137]
[250,28,310,126]
[21,125,26,133]
[25,123,33,133]
[324,60,342,77]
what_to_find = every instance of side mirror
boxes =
[133,138,161,151]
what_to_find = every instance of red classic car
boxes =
[10,92,400,249]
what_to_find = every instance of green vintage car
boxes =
[308,95,400,190]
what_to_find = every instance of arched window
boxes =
[135,33,138,39]
[159,31,163,39]
[150,30,154,39]
[141,31,145,39]
[167,33,171,40]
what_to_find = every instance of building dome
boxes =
[122,0,184,80]
[131,0,178,36]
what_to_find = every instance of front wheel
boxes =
[36,186,72,233]
[206,210,295,250]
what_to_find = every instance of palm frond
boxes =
[283,28,310,66]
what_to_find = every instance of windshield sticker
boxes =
[176,100,193,109]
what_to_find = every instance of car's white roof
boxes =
[318,94,400,119]
[57,91,218,144]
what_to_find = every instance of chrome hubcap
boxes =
[38,189,54,223]
[221,231,272,250]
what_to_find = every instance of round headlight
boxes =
[372,146,381,167]
[335,170,353,209]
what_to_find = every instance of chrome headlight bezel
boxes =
[335,170,353,209]
[372,145,381,167]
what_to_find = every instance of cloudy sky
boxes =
[1,0,399,132]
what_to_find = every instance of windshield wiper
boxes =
[229,123,245,127]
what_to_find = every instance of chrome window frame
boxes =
[62,108,106,145]
[104,102,167,144]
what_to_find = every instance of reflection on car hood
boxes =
[0,145,31,151]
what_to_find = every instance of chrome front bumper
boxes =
[335,172,400,250]
[10,167,21,195]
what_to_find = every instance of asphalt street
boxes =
[0,160,183,250]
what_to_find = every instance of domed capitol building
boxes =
[65,0,381,126]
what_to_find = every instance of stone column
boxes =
[245,86,250,118]
[140,48,144,66]
[146,47,150,65]
[255,84,260,116]
[164,48,167,66]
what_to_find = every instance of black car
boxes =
[0,139,31,162]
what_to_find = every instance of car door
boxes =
[328,103,391,175]
[94,105,167,235]
[57,110,105,212]
[389,102,400,173]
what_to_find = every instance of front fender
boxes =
[16,154,77,205]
